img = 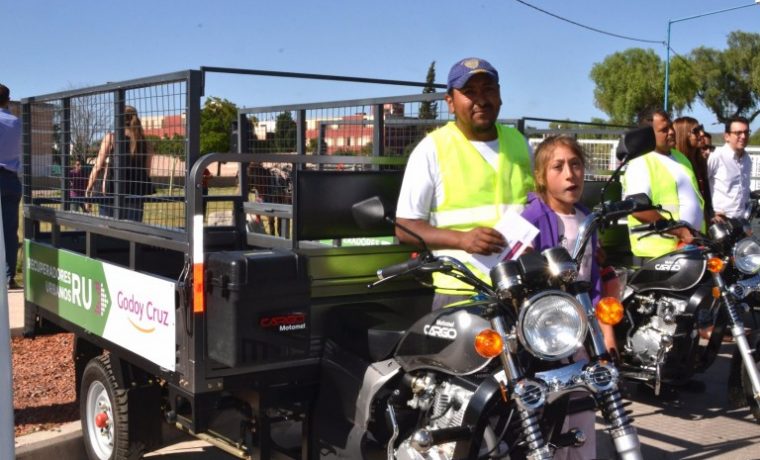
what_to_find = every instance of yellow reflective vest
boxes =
[625,149,705,258]
[429,122,534,294]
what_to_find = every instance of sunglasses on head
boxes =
[691,124,704,135]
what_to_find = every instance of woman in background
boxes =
[85,105,154,221]
[673,116,711,223]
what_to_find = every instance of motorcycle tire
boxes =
[740,337,760,423]
[80,354,145,460]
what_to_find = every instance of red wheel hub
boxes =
[94,411,109,428]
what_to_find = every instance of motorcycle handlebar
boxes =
[630,220,673,234]
[377,257,424,280]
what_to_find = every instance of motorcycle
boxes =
[310,128,657,459]
[612,188,760,422]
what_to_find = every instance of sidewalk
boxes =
[8,287,23,337]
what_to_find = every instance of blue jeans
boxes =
[0,170,21,280]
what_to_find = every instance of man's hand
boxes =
[459,227,506,255]
[712,213,727,224]
[668,226,694,245]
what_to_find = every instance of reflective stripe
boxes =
[431,204,526,228]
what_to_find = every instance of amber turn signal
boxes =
[712,287,721,299]
[596,297,624,325]
[474,329,504,358]
[707,257,725,273]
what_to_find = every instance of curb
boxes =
[15,421,85,460]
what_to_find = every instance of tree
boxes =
[690,31,760,123]
[70,95,111,157]
[592,49,668,124]
[147,134,185,157]
[419,61,438,120]
[200,96,237,155]
[274,111,297,152]
[590,32,760,126]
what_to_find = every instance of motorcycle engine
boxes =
[626,294,688,365]
[396,376,474,460]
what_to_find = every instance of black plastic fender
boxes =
[452,377,506,459]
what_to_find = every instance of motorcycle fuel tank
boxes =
[394,304,493,375]
[628,246,706,292]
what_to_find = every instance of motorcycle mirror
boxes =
[351,196,392,230]
[616,126,656,162]
[626,193,652,209]
[352,196,430,252]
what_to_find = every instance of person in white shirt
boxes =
[622,109,701,259]
[707,116,752,220]
[396,57,534,309]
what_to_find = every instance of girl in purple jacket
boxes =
[521,135,617,459]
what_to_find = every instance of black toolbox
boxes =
[205,250,311,368]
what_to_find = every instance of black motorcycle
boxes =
[310,128,658,459]
[612,195,760,422]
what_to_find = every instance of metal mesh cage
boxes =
[24,80,189,230]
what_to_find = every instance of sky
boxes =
[4,0,760,131]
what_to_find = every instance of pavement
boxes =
[8,288,760,459]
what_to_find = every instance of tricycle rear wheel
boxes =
[80,354,145,460]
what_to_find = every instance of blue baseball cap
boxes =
[447,58,499,91]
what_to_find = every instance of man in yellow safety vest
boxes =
[623,109,704,260]
[395,57,534,309]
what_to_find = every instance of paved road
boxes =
[596,344,760,460]
[141,345,759,459]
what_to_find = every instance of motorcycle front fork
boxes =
[575,293,643,460]
[713,272,760,404]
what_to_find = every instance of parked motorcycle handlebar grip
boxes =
[630,220,673,233]
[377,257,424,279]
[629,223,654,233]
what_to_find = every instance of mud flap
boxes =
[128,383,164,451]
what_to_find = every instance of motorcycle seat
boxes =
[324,303,412,362]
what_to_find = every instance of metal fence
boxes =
[24,66,759,242]
[22,72,195,236]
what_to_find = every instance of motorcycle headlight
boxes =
[733,237,760,274]
[517,291,588,361]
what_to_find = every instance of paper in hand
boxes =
[470,211,539,276]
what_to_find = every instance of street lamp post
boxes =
[663,1,760,111]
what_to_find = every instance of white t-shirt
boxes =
[396,134,532,220]
[623,152,703,230]
[556,210,593,282]
[707,144,752,218]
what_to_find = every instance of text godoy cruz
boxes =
[28,258,170,327]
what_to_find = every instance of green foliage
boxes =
[690,31,760,123]
[200,96,238,155]
[419,61,438,120]
[591,31,760,126]
[146,134,185,157]
[590,49,666,124]
[750,129,760,146]
[274,111,297,152]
